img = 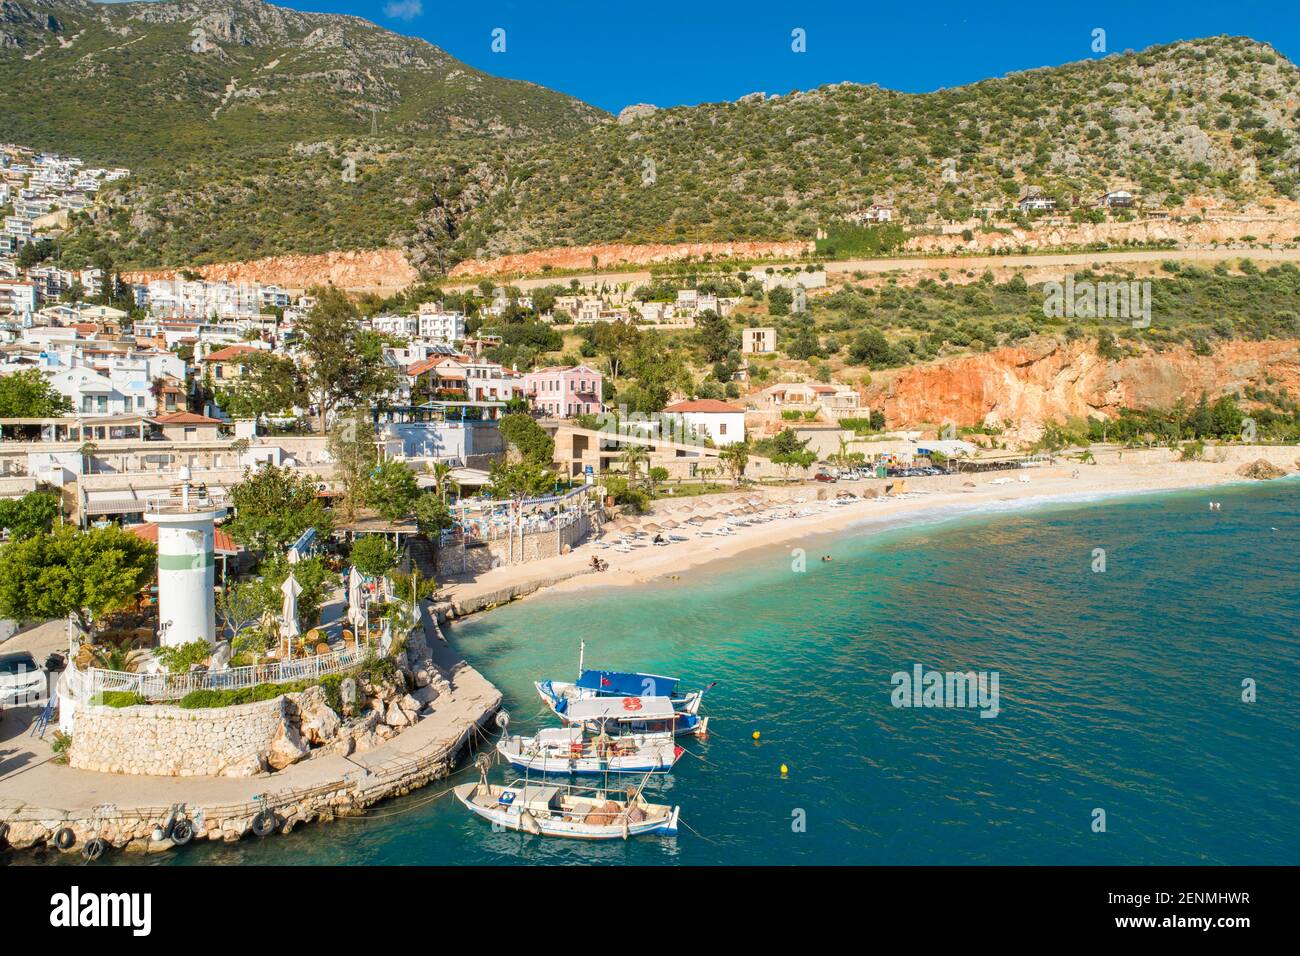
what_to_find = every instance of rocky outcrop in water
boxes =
[1236,458,1287,479]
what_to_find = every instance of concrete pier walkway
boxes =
[0,608,501,851]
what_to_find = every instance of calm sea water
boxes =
[48,481,1300,865]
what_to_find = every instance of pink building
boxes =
[521,363,603,418]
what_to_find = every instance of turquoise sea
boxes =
[56,481,1300,865]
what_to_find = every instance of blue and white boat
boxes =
[498,697,686,775]
[534,642,715,738]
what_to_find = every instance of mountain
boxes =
[0,0,603,271]
[467,36,1300,256]
[1,0,601,153]
[4,6,1299,277]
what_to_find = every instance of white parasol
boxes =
[280,574,302,643]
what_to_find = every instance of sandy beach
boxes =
[439,444,1298,615]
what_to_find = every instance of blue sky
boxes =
[248,2,1300,113]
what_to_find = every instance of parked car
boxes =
[0,651,45,707]
[814,471,837,483]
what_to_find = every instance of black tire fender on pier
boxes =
[170,819,195,845]
[251,810,278,838]
[82,837,106,861]
[53,827,76,850]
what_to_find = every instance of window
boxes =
[719,423,727,435]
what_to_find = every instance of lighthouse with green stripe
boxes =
[144,467,226,648]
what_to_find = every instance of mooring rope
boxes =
[678,816,721,845]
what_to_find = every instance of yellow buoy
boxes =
[780,763,789,777]
[752,731,761,740]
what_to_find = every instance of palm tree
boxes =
[620,445,650,490]
[78,441,98,475]
[428,461,455,502]
[89,643,149,673]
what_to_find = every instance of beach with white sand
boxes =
[441,443,1299,613]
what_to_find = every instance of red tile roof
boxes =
[663,399,744,414]
[202,344,260,363]
[129,522,239,554]
[150,411,224,425]
[407,357,441,376]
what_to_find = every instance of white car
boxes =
[0,651,46,707]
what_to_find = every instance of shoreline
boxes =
[440,445,1298,617]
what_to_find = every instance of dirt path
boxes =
[442,246,1300,293]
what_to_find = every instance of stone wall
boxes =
[68,696,288,778]
[436,512,594,575]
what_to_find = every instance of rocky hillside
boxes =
[467,36,1300,258]
[0,0,603,272]
[864,338,1300,440]
[6,8,1300,275]
[1,0,601,153]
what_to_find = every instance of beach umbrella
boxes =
[618,523,638,534]
[280,574,302,655]
[686,514,707,525]
[347,566,365,631]
[660,519,680,529]
[643,522,662,532]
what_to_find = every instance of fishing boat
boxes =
[498,697,687,775]
[534,642,715,737]
[454,777,680,839]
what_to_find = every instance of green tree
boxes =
[251,556,331,632]
[0,525,155,633]
[88,643,149,673]
[296,287,396,431]
[619,445,650,490]
[0,490,61,540]
[486,459,555,499]
[349,534,400,578]
[426,461,456,502]
[0,370,73,418]
[694,310,736,363]
[365,460,420,522]
[215,352,304,422]
[328,408,378,523]
[217,579,268,656]
[414,492,455,536]
[719,440,751,486]
[499,412,556,464]
[225,464,333,555]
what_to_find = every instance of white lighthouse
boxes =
[144,467,226,648]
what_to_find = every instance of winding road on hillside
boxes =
[444,246,1300,293]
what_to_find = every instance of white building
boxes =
[742,328,777,354]
[417,305,466,343]
[662,399,746,446]
[0,279,38,314]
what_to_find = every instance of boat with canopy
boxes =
[534,642,714,737]
[498,696,687,774]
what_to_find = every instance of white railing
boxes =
[80,644,371,702]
